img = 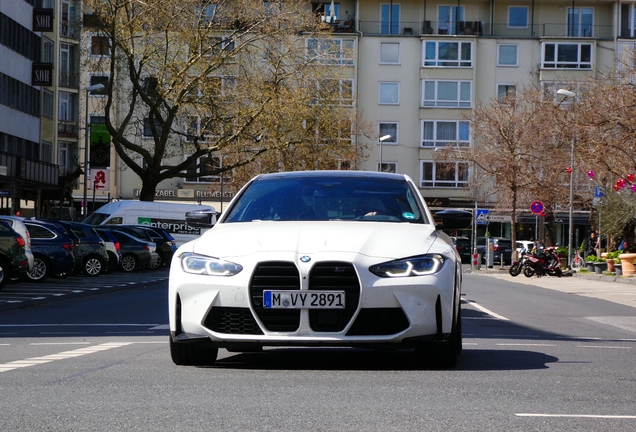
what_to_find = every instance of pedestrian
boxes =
[584,231,599,258]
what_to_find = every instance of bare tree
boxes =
[83,0,367,200]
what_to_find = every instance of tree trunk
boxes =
[138,181,158,201]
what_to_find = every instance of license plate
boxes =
[263,291,345,309]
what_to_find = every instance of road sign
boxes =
[475,209,489,225]
[486,214,512,223]
[530,201,544,215]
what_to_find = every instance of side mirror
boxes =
[186,209,218,228]
[435,209,473,230]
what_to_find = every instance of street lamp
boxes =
[378,134,392,172]
[557,88,576,269]
[83,83,105,217]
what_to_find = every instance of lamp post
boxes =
[83,83,105,217]
[557,88,577,269]
[378,134,392,172]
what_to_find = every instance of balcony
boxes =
[58,121,78,139]
[357,20,614,40]
[0,152,59,186]
[60,20,80,39]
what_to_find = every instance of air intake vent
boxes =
[346,308,410,336]
[204,307,263,335]
[249,261,301,332]
[308,262,360,332]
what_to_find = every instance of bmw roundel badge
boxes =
[300,256,311,263]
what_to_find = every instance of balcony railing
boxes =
[0,152,59,186]
[58,121,78,138]
[60,20,80,39]
[59,70,80,88]
[358,20,615,39]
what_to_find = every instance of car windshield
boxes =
[83,212,110,225]
[224,174,428,223]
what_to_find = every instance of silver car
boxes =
[0,216,34,272]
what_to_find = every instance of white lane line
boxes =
[30,342,90,346]
[464,300,509,321]
[517,414,636,419]
[0,342,133,373]
[496,343,557,347]
[0,324,160,327]
[577,345,631,349]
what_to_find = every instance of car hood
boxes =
[190,221,442,260]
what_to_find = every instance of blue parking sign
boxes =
[476,209,489,225]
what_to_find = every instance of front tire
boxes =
[83,256,103,277]
[0,259,8,290]
[169,337,218,366]
[147,253,162,270]
[27,256,49,282]
[509,262,522,277]
[120,254,138,272]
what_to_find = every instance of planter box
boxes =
[586,263,595,272]
[615,264,623,277]
[594,262,607,274]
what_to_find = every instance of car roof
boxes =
[254,170,409,182]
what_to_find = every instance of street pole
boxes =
[378,134,391,172]
[83,83,105,218]
[557,88,577,270]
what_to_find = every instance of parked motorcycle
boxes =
[522,246,562,277]
[509,248,529,277]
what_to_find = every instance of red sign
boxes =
[530,201,544,215]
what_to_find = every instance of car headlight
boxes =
[180,253,243,276]
[369,254,445,278]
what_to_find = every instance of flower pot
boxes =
[594,262,607,274]
[607,259,615,272]
[586,263,595,272]
[619,253,636,276]
[615,264,623,277]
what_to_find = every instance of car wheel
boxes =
[414,306,460,369]
[0,259,8,290]
[169,337,218,366]
[147,254,162,270]
[83,256,103,277]
[120,254,138,272]
[27,256,49,282]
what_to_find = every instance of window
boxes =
[379,82,399,105]
[508,6,528,28]
[89,35,110,56]
[380,3,400,34]
[42,90,53,118]
[542,43,592,69]
[41,141,53,163]
[196,3,217,25]
[312,78,354,106]
[420,160,468,187]
[422,80,472,108]
[421,120,470,147]
[379,42,400,64]
[438,6,464,34]
[313,2,340,23]
[306,38,355,66]
[264,2,281,16]
[205,36,235,58]
[377,162,397,173]
[185,116,219,142]
[58,92,75,121]
[88,75,109,96]
[43,38,54,63]
[567,7,593,37]
[184,155,230,183]
[143,117,162,138]
[424,41,472,67]
[497,44,518,66]
[497,84,516,101]
[378,122,398,144]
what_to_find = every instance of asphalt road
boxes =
[1,271,635,431]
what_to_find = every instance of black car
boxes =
[96,228,157,272]
[453,236,472,264]
[100,225,176,269]
[476,237,513,265]
[23,220,78,282]
[59,222,109,276]
[0,220,29,289]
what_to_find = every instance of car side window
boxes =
[26,224,56,239]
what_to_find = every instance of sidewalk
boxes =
[465,265,636,310]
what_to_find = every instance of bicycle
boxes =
[572,250,585,269]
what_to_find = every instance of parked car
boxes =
[0,216,34,272]
[53,221,109,277]
[96,228,158,272]
[0,220,29,289]
[477,237,513,265]
[100,224,176,269]
[94,229,121,273]
[452,236,472,264]
[516,240,534,255]
[22,220,78,282]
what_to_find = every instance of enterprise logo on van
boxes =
[137,217,201,235]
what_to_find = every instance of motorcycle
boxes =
[509,248,529,277]
[522,246,562,277]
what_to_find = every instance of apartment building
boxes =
[76,1,632,240]
[0,0,60,216]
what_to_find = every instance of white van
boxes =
[83,200,216,245]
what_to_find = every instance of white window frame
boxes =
[423,40,472,68]
[379,41,401,65]
[185,115,221,143]
[306,37,355,66]
[567,7,594,37]
[508,6,529,29]
[541,42,592,69]
[420,120,470,148]
[378,122,398,144]
[313,78,354,106]
[42,89,54,118]
[378,82,400,105]
[497,84,516,101]
[377,161,397,173]
[43,37,54,63]
[421,80,472,108]
[497,44,519,67]
[420,160,469,188]
[380,3,401,35]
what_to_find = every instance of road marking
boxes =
[464,300,509,320]
[0,342,132,373]
[0,323,161,327]
[517,414,636,419]
[496,343,557,347]
[577,345,631,349]
[30,342,90,345]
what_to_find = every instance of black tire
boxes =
[414,305,460,369]
[169,337,218,366]
[27,256,49,282]
[0,258,8,290]
[82,256,103,277]
[148,253,162,270]
[509,262,522,277]
[120,254,138,272]
[523,265,535,278]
